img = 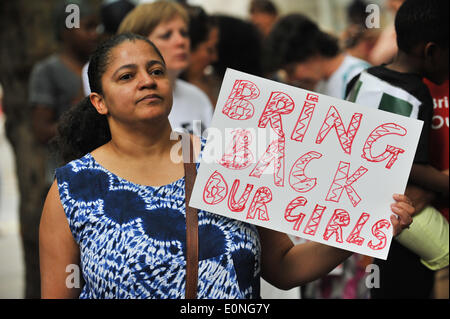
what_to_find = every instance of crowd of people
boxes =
[0,0,448,299]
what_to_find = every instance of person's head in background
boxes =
[394,0,448,84]
[342,0,379,62]
[53,0,100,63]
[212,15,263,79]
[265,13,341,90]
[249,0,279,38]
[118,1,190,82]
[99,0,136,39]
[182,5,219,80]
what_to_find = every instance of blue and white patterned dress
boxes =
[55,142,261,299]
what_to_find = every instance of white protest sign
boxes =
[190,68,423,260]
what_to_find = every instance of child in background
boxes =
[424,78,449,218]
[346,0,449,298]
[424,78,449,299]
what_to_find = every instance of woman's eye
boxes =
[150,68,165,76]
[119,73,133,81]
[180,29,189,38]
[160,31,172,40]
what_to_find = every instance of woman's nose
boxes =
[137,71,156,89]
[174,31,189,47]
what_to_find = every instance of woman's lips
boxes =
[136,94,162,104]
[174,52,188,61]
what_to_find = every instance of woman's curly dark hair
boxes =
[54,97,111,164]
[52,33,165,164]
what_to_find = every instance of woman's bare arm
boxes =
[258,227,352,290]
[39,180,81,298]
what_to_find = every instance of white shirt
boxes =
[315,55,371,99]
[170,79,213,134]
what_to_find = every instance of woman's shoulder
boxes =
[55,153,96,182]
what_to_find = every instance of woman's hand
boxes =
[390,193,415,237]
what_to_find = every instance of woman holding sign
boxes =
[39,33,414,299]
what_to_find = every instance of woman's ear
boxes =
[89,93,109,115]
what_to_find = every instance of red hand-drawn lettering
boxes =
[323,209,351,243]
[289,151,322,193]
[203,171,228,205]
[306,93,319,103]
[222,80,259,120]
[284,196,307,231]
[368,219,391,250]
[247,187,272,221]
[249,137,285,186]
[218,129,254,170]
[346,212,370,246]
[291,93,319,142]
[303,204,327,236]
[258,92,295,137]
[291,101,316,142]
[227,179,254,212]
[325,161,368,207]
[362,123,407,169]
[316,106,362,155]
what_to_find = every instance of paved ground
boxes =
[0,115,24,299]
